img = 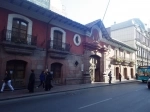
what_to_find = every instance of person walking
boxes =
[28,69,35,93]
[1,70,14,92]
[37,71,45,88]
[119,73,122,82]
[45,69,52,91]
[108,71,112,84]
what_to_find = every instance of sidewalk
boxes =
[0,80,138,101]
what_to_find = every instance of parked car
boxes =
[147,78,150,89]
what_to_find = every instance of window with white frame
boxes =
[7,14,32,44]
[50,27,66,49]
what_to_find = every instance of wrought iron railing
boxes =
[48,40,71,52]
[1,29,37,45]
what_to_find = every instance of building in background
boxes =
[110,18,150,70]
[0,0,136,88]
[27,0,67,16]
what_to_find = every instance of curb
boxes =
[0,80,138,102]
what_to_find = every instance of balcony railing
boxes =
[1,29,37,46]
[48,40,71,52]
[110,55,135,66]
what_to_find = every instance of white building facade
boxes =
[110,18,150,70]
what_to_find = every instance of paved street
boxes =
[0,82,150,112]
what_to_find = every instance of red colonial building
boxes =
[0,0,136,88]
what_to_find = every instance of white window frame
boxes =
[7,14,33,44]
[50,27,66,49]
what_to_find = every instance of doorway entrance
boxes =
[124,68,127,79]
[90,55,101,82]
[51,63,62,85]
[131,68,134,78]
[116,67,119,79]
[6,60,27,87]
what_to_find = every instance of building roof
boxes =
[0,0,136,51]
[86,19,111,39]
[111,18,145,31]
[0,0,88,31]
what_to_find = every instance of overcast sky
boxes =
[61,0,150,27]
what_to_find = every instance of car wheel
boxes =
[148,86,150,89]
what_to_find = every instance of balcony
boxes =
[1,29,37,55]
[129,61,135,67]
[122,58,130,66]
[47,40,71,59]
[110,56,122,65]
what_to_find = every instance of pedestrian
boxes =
[50,71,54,88]
[1,70,14,92]
[37,71,45,88]
[135,73,138,79]
[45,69,52,91]
[119,73,122,82]
[28,69,35,93]
[108,71,112,84]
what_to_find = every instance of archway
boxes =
[131,68,134,78]
[51,63,62,85]
[116,67,119,79]
[124,68,127,79]
[90,55,101,82]
[6,60,27,87]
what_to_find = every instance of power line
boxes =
[102,0,111,21]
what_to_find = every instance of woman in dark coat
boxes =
[28,70,35,93]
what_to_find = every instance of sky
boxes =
[60,0,150,27]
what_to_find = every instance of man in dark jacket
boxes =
[28,70,35,93]
[108,71,112,84]
[45,69,53,91]
[37,71,45,88]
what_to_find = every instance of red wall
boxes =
[0,7,87,55]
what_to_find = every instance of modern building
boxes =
[27,0,67,16]
[110,18,150,69]
[0,0,136,88]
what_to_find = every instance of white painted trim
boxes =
[7,14,32,35]
[86,25,102,40]
[7,14,33,44]
[50,27,66,48]
[73,34,81,46]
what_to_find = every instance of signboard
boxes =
[27,0,50,9]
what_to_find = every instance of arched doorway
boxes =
[6,60,27,87]
[131,68,134,78]
[90,55,101,82]
[116,67,119,79]
[124,68,127,79]
[51,63,62,85]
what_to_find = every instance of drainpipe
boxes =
[45,14,56,69]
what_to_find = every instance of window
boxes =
[115,50,118,58]
[130,53,133,60]
[7,14,33,44]
[53,31,63,49]
[50,27,66,49]
[12,18,28,43]
[123,52,126,59]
